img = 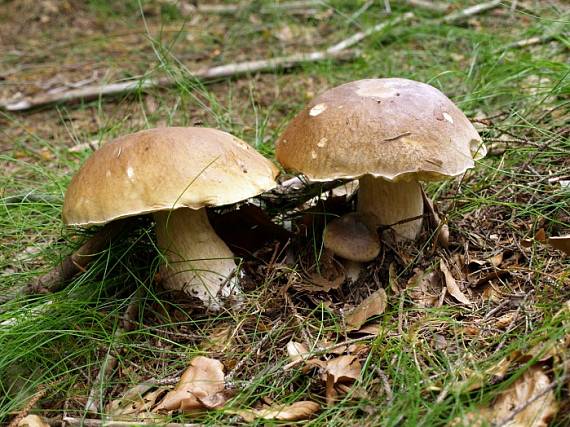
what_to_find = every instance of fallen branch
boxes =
[85,288,143,413]
[502,34,557,50]
[442,0,501,23]
[179,0,322,15]
[0,49,358,111]
[403,0,449,13]
[0,217,134,305]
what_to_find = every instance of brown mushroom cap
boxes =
[63,127,279,226]
[323,212,380,262]
[276,78,485,182]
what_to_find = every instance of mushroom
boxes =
[63,127,278,309]
[323,212,380,281]
[276,78,486,241]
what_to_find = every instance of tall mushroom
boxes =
[276,78,486,241]
[63,127,278,309]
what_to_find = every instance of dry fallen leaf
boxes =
[407,268,441,308]
[324,355,361,383]
[548,235,570,256]
[345,288,387,331]
[321,355,362,404]
[463,366,558,427]
[17,415,49,427]
[287,341,309,363]
[440,259,473,306]
[154,356,226,413]
[234,401,320,422]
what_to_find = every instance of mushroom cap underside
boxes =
[63,127,279,226]
[276,78,486,182]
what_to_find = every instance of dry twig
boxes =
[403,0,449,13]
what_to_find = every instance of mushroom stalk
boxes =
[357,175,423,241]
[154,208,240,309]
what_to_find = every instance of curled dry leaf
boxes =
[440,259,473,306]
[321,355,362,405]
[154,356,226,413]
[234,401,320,422]
[458,366,558,427]
[345,288,387,331]
[548,235,570,256]
[17,415,49,427]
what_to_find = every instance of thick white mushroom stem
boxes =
[154,207,240,309]
[357,175,424,241]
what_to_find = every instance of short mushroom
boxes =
[276,78,486,241]
[323,212,380,281]
[63,127,278,309]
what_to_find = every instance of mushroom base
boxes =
[357,176,423,241]
[154,208,240,309]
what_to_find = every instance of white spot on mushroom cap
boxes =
[317,137,328,148]
[311,150,317,159]
[443,112,454,123]
[309,103,327,116]
[127,166,135,179]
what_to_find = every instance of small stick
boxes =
[84,288,143,413]
[0,217,134,306]
[442,0,502,23]
[404,0,449,13]
[502,35,556,50]
[181,0,322,14]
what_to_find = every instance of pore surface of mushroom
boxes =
[63,127,278,308]
[276,78,486,241]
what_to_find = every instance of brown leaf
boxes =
[463,367,558,427]
[548,235,570,256]
[345,288,387,331]
[440,259,473,305]
[407,268,441,308]
[234,401,320,422]
[154,356,226,413]
[323,355,362,384]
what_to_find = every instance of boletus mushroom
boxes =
[323,212,380,281]
[276,78,486,241]
[63,127,278,309]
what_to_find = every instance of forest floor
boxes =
[1,1,569,426]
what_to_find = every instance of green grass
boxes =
[1,0,569,425]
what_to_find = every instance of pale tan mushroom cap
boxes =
[323,213,380,262]
[63,127,279,226]
[276,78,486,182]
